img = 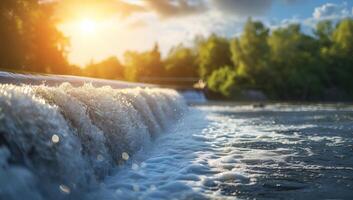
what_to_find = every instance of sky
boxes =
[56,0,353,66]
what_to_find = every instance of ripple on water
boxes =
[89,104,353,200]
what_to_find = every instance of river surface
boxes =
[91,103,353,200]
[1,83,353,200]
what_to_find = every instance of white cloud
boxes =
[264,2,352,36]
[313,3,350,20]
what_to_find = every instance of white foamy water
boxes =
[0,83,186,200]
[1,83,353,200]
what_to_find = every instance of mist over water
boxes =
[1,83,353,200]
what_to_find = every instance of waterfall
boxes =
[0,83,187,200]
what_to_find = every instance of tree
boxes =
[314,20,334,48]
[197,34,232,79]
[230,18,270,86]
[268,24,323,99]
[0,0,26,69]
[332,18,353,54]
[124,44,164,82]
[164,44,198,78]
[0,0,69,73]
[327,18,353,95]
[207,66,238,98]
[83,56,124,80]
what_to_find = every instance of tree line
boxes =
[204,18,353,100]
[0,0,71,74]
[1,1,353,100]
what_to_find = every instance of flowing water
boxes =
[0,83,185,200]
[1,83,353,200]
[89,103,353,200]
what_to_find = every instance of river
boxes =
[0,83,353,199]
[89,103,353,200]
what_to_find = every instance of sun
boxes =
[79,19,97,34]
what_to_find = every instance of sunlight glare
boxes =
[79,19,97,34]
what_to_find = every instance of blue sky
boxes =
[269,0,352,19]
[57,0,353,66]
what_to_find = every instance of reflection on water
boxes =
[93,104,353,200]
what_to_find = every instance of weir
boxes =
[0,72,188,199]
[0,71,207,104]
[0,71,154,89]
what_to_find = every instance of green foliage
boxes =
[207,66,238,97]
[204,19,353,100]
[124,44,164,82]
[0,0,70,74]
[197,34,232,79]
[326,18,353,95]
[230,18,270,85]
[315,20,334,48]
[0,1,26,68]
[267,24,325,99]
[332,18,353,54]
[165,44,198,78]
[83,57,124,80]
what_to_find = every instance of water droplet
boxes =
[140,162,146,168]
[115,189,122,194]
[132,163,139,170]
[149,185,157,191]
[122,152,129,160]
[133,185,140,192]
[52,134,60,143]
[97,154,104,162]
[59,184,70,194]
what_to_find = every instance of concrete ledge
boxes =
[0,71,155,89]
